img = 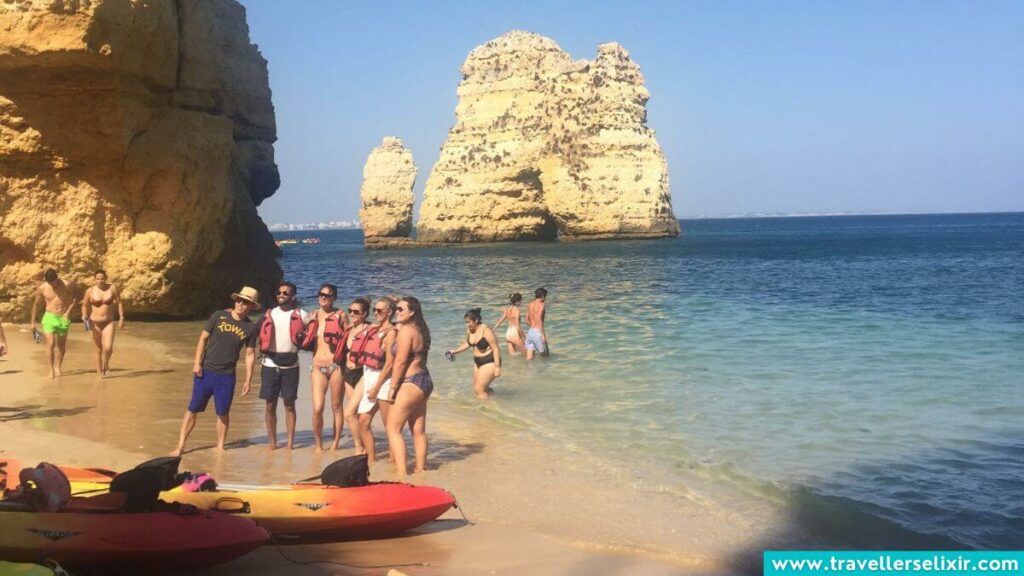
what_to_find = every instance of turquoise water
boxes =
[276,213,1024,549]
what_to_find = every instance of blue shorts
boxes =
[525,328,547,354]
[187,371,236,416]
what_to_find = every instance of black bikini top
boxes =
[467,332,490,352]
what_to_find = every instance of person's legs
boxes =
[284,402,297,449]
[310,367,328,451]
[387,383,425,477]
[411,397,428,473]
[329,368,345,450]
[215,414,230,451]
[345,377,365,454]
[279,368,299,450]
[474,363,496,399]
[171,411,198,457]
[265,399,279,449]
[100,321,116,374]
[358,407,378,462]
[260,366,282,449]
[211,372,236,451]
[55,333,68,376]
[89,323,103,376]
[44,331,56,378]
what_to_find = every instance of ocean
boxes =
[276,213,1024,549]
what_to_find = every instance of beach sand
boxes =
[0,323,787,575]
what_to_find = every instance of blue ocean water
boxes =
[275,213,1024,549]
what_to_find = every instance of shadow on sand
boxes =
[0,405,94,423]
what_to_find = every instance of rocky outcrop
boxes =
[416,31,679,244]
[0,0,281,320]
[359,137,417,248]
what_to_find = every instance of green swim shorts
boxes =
[41,311,71,336]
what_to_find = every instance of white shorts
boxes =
[357,367,391,414]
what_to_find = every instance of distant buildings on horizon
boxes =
[267,220,361,231]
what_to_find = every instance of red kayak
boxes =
[0,493,269,571]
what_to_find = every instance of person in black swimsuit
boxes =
[448,308,501,399]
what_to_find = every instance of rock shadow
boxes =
[0,405,93,423]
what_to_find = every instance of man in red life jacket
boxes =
[258,281,309,450]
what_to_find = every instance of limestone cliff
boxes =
[359,137,416,248]
[0,0,281,320]
[417,31,679,244]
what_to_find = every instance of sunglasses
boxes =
[318,293,336,298]
[373,307,388,314]
[348,308,365,315]
[234,299,254,306]
[395,306,408,312]
[277,291,293,296]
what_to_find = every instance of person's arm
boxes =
[30,290,42,330]
[388,328,414,402]
[485,327,501,376]
[114,285,125,329]
[0,320,7,356]
[62,285,76,318]
[494,309,506,331]
[81,287,91,322]
[449,331,472,356]
[241,346,255,395]
[193,331,210,377]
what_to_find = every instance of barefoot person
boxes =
[81,270,125,377]
[357,297,399,462]
[170,287,260,457]
[30,268,76,378]
[493,292,525,355]
[257,281,309,450]
[449,308,501,399]
[341,298,372,452]
[0,319,7,357]
[308,283,347,451]
[524,287,549,360]
[386,296,433,476]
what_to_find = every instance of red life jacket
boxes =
[349,325,385,369]
[258,308,307,354]
[333,323,372,366]
[303,310,347,354]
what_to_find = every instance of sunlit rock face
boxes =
[359,137,417,248]
[0,0,281,319]
[417,30,679,244]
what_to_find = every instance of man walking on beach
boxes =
[525,287,549,360]
[30,268,76,378]
[171,287,260,457]
[258,281,309,450]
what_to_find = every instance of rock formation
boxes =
[417,31,679,244]
[359,137,417,248]
[0,0,281,320]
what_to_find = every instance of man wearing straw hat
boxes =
[171,287,261,456]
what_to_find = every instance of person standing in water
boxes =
[308,283,347,451]
[170,287,260,457]
[524,287,549,360]
[449,308,501,399]
[30,268,76,378]
[81,269,125,377]
[257,281,309,450]
[341,298,372,453]
[493,292,525,355]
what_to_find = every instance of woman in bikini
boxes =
[493,292,525,355]
[309,283,347,451]
[341,297,372,452]
[356,296,399,462]
[449,308,501,399]
[80,270,124,377]
[386,296,433,476]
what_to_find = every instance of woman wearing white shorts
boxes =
[357,297,399,462]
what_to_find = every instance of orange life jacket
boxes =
[303,310,347,354]
[258,308,307,354]
[333,323,372,366]
[350,325,386,369]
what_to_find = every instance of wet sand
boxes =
[0,322,786,575]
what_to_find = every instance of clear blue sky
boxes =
[241,0,1023,224]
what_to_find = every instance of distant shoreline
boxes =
[266,210,1023,233]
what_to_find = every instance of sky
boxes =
[241,0,1024,224]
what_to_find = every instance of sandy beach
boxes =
[0,323,787,575]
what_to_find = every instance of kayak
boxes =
[0,562,54,576]
[0,493,269,571]
[3,458,456,543]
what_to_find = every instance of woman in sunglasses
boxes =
[386,296,433,476]
[309,283,346,451]
[355,296,399,462]
[340,298,372,452]
[448,308,501,399]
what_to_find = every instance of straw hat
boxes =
[230,286,262,309]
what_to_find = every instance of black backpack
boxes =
[320,454,369,488]
[109,457,184,513]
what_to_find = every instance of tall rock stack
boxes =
[0,0,281,320]
[359,137,417,248]
[416,31,679,244]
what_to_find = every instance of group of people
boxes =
[12,267,550,477]
[20,268,125,379]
